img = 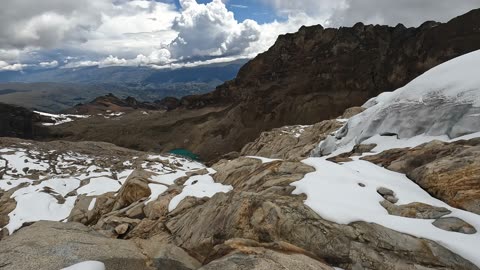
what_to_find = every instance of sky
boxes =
[0,0,479,71]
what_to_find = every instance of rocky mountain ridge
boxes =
[47,9,480,161]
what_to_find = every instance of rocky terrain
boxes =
[1,7,480,270]
[1,49,480,269]
[44,9,480,161]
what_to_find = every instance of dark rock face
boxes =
[54,9,480,161]
[0,103,47,139]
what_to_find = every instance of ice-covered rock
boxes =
[316,50,480,155]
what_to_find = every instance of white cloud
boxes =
[39,60,59,68]
[1,0,478,70]
[263,0,479,27]
[0,61,29,71]
[65,0,263,68]
[262,0,347,21]
[76,0,178,59]
[167,0,261,59]
[0,0,110,50]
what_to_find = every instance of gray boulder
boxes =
[0,221,150,270]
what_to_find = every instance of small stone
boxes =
[377,187,394,196]
[433,217,477,234]
[381,202,451,219]
[186,168,209,177]
[384,195,398,204]
[358,183,366,187]
[115,223,130,235]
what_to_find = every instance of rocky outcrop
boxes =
[363,139,480,214]
[50,9,480,161]
[199,245,333,270]
[0,221,150,270]
[433,217,477,234]
[381,201,451,219]
[240,107,365,161]
[241,120,342,160]
[165,191,476,269]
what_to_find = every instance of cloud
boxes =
[262,0,347,21]
[64,49,172,68]
[76,0,178,59]
[167,0,261,59]
[231,4,248,9]
[0,61,29,71]
[1,0,479,71]
[0,0,110,50]
[329,0,480,27]
[263,0,479,27]
[39,60,59,68]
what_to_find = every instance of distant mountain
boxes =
[0,59,248,84]
[0,60,247,112]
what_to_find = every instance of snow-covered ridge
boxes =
[316,50,480,156]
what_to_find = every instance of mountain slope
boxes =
[49,9,480,161]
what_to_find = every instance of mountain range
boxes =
[0,60,246,112]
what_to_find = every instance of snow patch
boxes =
[61,261,106,270]
[34,111,89,126]
[146,183,168,204]
[168,175,232,212]
[77,177,122,196]
[88,198,97,211]
[292,158,480,267]
[246,156,281,164]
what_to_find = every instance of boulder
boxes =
[213,158,314,192]
[113,170,152,211]
[0,221,150,270]
[115,223,130,235]
[200,247,333,270]
[381,201,452,219]
[433,217,477,234]
[139,239,202,270]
